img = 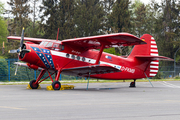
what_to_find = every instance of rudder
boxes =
[129,34,159,77]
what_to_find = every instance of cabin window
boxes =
[50,43,64,51]
[46,42,53,47]
[52,43,60,50]
[53,44,58,48]
[40,41,48,46]
[59,44,64,51]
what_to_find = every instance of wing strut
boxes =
[95,43,105,64]
[86,69,91,90]
[144,62,154,87]
[144,72,154,87]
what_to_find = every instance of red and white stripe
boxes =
[149,37,159,77]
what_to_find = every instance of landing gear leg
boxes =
[52,69,62,90]
[29,69,46,89]
[129,79,136,87]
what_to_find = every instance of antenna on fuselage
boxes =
[56,28,59,41]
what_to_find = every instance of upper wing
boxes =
[135,55,174,61]
[62,64,121,77]
[7,36,56,44]
[7,33,146,49]
[62,33,146,49]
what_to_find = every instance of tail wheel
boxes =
[30,80,39,89]
[52,81,61,90]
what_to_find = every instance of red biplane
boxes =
[8,28,173,90]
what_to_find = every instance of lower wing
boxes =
[14,62,121,77]
[62,64,121,77]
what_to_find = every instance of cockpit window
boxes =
[40,41,48,46]
[40,42,64,51]
[59,45,64,51]
[46,42,53,47]
[53,44,59,48]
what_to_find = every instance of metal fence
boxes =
[159,66,180,78]
[0,59,179,81]
[0,59,84,81]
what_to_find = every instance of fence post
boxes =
[8,60,10,81]
[60,74,62,81]
[34,70,36,80]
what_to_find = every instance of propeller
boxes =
[8,27,31,75]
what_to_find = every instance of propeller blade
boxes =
[10,28,25,75]
[9,49,19,53]
[14,64,18,75]
[8,28,25,75]
[14,56,19,75]
[20,27,25,48]
[21,49,31,53]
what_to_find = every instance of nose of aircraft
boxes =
[19,43,38,64]
[19,44,53,69]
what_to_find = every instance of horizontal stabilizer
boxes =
[62,64,121,77]
[135,55,174,61]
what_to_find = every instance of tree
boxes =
[31,0,39,37]
[0,2,8,57]
[131,0,148,37]
[0,2,8,44]
[157,0,180,58]
[150,0,180,67]
[7,0,32,36]
[109,0,131,33]
[74,0,105,37]
[40,0,75,40]
[101,0,115,33]
[58,0,76,40]
[106,0,131,55]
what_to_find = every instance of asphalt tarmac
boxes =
[0,81,180,120]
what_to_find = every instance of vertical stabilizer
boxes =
[129,34,159,77]
[129,34,158,57]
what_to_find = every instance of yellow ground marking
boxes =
[46,85,75,91]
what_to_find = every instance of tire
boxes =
[52,81,61,90]
[129,82,135,87]
[29,80,39,89]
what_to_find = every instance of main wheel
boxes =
[52,81,61,90]
[129,82,136,87]
[29,80,39,89]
